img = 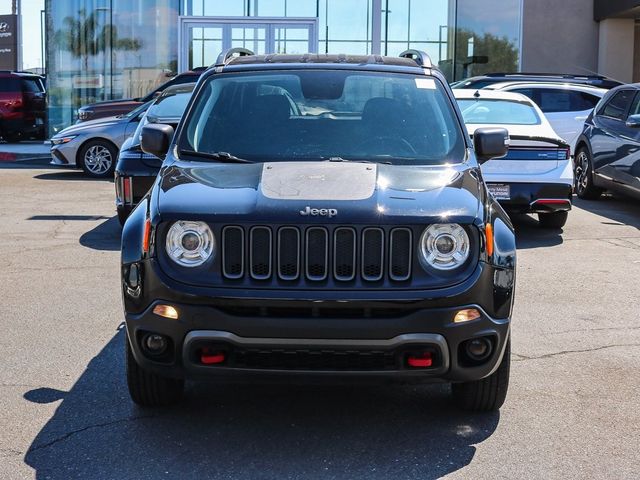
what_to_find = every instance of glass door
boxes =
[187,24,268,69]
[180,18,318,71]
[272,25,314,54]
[188,26,224,69]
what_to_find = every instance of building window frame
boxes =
[178,16,319,71]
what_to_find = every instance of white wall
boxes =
[521,0,600,75]
[598,18,635,83]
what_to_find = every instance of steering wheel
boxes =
[355,135,417,156]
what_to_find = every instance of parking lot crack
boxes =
[547,325,640,335]
[0,383,40,388]
[513,343,640,362]
[0,448,23,458]
[26,415,157,454]
[600,238,640,250]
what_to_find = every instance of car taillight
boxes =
[560,147,570,160]
[122,177,133,205]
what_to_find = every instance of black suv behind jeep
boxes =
[122,49,517,412]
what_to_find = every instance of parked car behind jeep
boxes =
[77,68,205,123]
[0,71,46,142]
[115,83,195,224]
[50,101,151,178]
[574,84,640,201]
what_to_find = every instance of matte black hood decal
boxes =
[158,160,482,224]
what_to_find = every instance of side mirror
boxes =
[473,127,509,164]
[626,114,640,128]
[141,123,174,159]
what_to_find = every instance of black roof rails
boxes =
[399,49,432,68]
[215,48,255,67]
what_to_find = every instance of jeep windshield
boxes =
[179,70,466,165]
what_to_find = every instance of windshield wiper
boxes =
[325,156,391,165]
[179,149,253,163]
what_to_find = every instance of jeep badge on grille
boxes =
[300,206,338,218]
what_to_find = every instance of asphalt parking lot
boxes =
[1,164,639,479]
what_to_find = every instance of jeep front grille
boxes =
[221,226,412,283]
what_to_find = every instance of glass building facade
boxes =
[45,0,522,136]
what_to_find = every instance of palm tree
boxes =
[53,8,142,71]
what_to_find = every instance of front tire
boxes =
[78,139,117,178]
[575,147,602,200]
[126,332,184,407]
[451,339,510,412]
[538,211,568,229]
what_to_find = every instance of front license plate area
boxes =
[488,183,510,200]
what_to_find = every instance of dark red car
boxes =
[77,68,205,123]
[0,71,46,142]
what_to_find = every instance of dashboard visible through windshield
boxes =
[179,70,466,165]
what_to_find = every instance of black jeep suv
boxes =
[122,49,516,412]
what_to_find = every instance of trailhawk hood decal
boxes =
[261,162,377,200]
[157,160,483,224]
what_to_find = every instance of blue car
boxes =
[120,49,516,412]
[575,85,640,200]
[115,83,195,225]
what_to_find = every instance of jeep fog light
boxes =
[453,308,481,323]
[153,304,179,320]
[166,221,215,267]
[419,224,470,270]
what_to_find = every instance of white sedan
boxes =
[484,82,606,154]
[454,89,573,228]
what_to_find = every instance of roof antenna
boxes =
[473,90,481,98]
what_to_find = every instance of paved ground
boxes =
[1,165,639,479]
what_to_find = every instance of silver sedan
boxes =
[50,101,151,178]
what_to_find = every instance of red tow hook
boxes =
[407,352,433,368]
[200,348,226,365]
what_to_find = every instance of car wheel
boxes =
[451,339,510,412]
[574,147,602,200]
[78,140,117,178]
[126,332,184,407]
[538,211,568,229]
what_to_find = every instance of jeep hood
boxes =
[156,159,483,224]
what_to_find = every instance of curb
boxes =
[0,152,51,163]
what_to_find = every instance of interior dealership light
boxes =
[453,308,481,323]
[165,220,215,267]
[153,304,179,320]
[419,223,470,270]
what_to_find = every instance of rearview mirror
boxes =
[626,114,640,128]
[473,127,509,164]
[140,123,174,159]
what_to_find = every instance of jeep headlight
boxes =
[165,221,215,267]
[419,224,470,271]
